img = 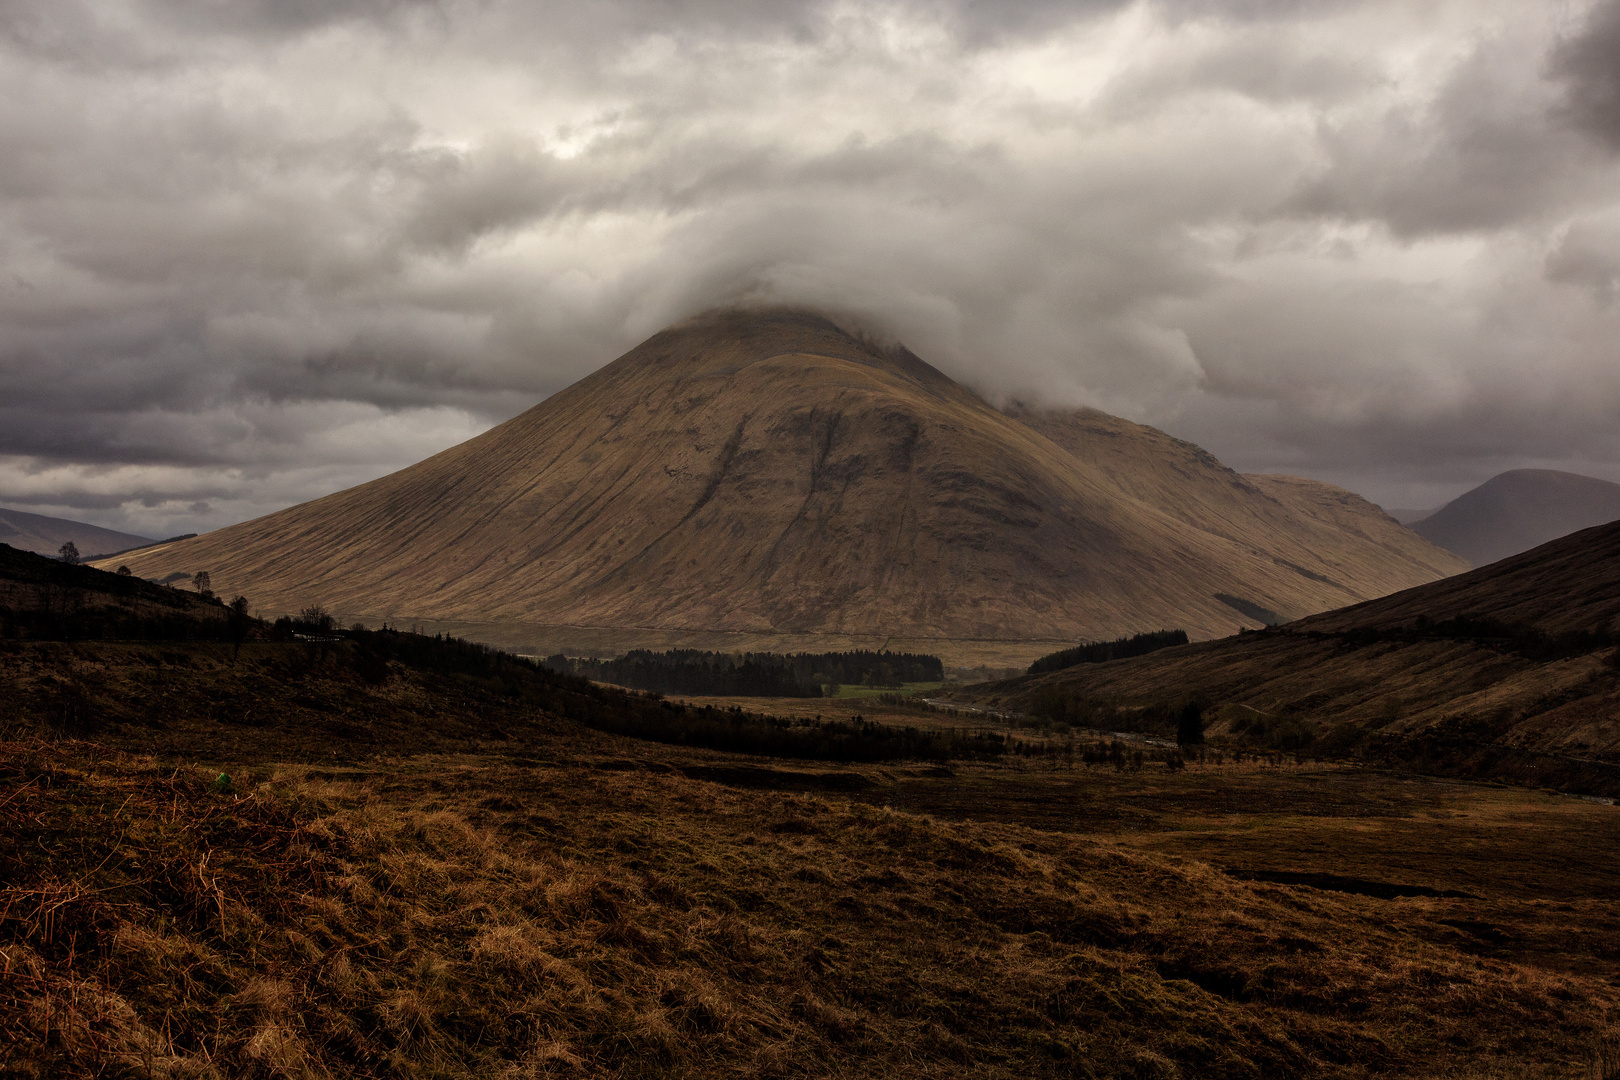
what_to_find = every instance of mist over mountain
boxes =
[1411,469,1620,568]
[100,309,1465,655]
[0,507,151,561]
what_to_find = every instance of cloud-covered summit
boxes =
[2,0,1618,534]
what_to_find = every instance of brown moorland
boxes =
[0,542,228,638]
[3,634,1619,1079]
[961,520,1620,794]
[97,308,1465,663]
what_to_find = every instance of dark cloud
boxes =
[1553,0,1620,151]
[146,0,431,35]
[0,0,1617,534]
[1546,214,1620,300]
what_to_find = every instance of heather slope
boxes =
[969,521,1620,792]
[0,542,227,636]
[1297,518,1620,636]
[102,309,1463,647]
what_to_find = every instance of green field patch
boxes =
[834,681,944,698]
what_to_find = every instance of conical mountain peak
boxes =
[593,306,977,406]
[102,311,1467,662]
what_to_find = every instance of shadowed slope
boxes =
[1413,468,1620,567]
[972,521,1620,791]
[102,309,1462,645]
[1297,518,1620,636]
[0,508,150,560]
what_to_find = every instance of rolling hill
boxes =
[98,308,1466,661]
[1411,468,1620,567]
[0,507,151,561]
[970,519,1620,793]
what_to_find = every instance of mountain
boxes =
[97,308,1466,658]
[972,519,1620,793]
[0,506,151,561]
[1411,468,1620,567]
[1003,403,1461,600]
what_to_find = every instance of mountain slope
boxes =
[99,309,1464,648]
[1294,518,1620,637]
[973,520,1620,793]
[1004,405,1465,596]
[1412,468,1620,567]
[0,507,151,560]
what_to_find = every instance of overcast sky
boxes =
[2,0,1618,536]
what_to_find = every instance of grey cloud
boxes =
[144,0,431,35]
[402,142,574,254]
[1553,0,1620,151]
[1546,214,1620,300]
[1289,33,1594,236]
[1155,0,1364,21]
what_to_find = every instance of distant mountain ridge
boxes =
[1412,469,1620,567]
[0,507,151,561]
[98,308,1467,653]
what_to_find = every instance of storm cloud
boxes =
[2,0,1618,533]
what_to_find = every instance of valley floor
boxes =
[2,645,1617,1078]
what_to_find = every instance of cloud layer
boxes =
[2,0,1618,532]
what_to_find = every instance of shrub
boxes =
[1176,701,1205,746]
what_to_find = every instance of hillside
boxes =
[0,506,150,560]
[1004,405,1464,598]
[968,520,1620,793]
[0,541,227,640]
[99,308,1465,659]
[1296,518,1620,636]
[1412,468,1620,566]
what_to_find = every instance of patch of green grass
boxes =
[834,681,943,699]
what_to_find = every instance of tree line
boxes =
[1027,629,1189,675]
[346,630,994,762]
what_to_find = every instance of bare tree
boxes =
[298,604,335,633]
[192,570,212,597]
[58,541,80,565]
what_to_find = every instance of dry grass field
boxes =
[6,740,1620,1080]
[3,636,1619,1078]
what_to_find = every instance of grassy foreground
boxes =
[4,734,1617,1079]
[1,633,1617,1078]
